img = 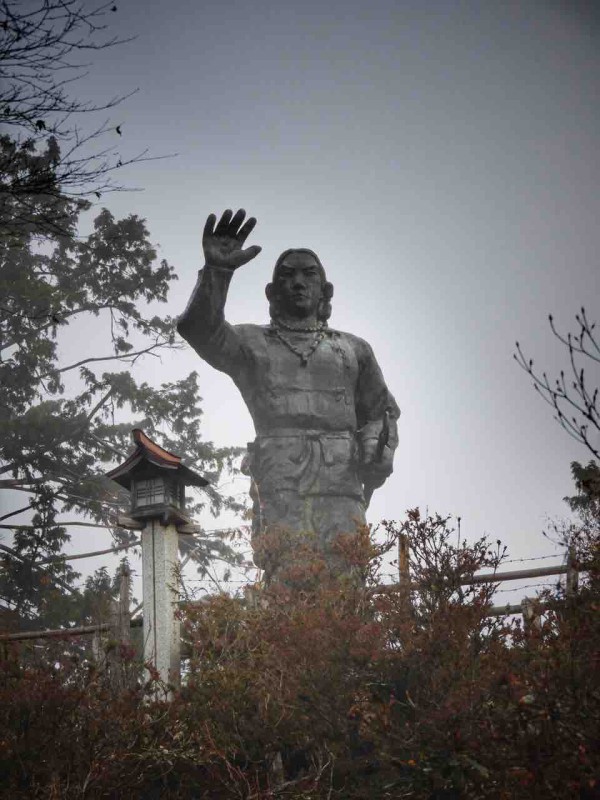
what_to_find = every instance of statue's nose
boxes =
[291,271,307,288]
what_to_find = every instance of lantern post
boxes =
[106,429,208,690]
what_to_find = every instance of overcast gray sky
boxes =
[24,0,600,591]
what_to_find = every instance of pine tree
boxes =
[0,138,244,630]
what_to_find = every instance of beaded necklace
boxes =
[273,318,323,332]
[270,318,326,365]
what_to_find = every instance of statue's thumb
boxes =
[241,245,262,262]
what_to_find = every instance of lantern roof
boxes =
[105,429,209,490]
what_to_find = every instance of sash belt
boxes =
[251,430,356,495]
[254,429,354,439]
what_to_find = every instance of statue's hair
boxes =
[266,248,334,323]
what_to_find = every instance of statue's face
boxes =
[274,252,324,318]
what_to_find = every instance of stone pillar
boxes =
[141,519,181,689]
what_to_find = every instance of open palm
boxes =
[203,208,262,270]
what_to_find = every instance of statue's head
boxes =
[266,248,334,323]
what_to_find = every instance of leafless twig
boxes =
[515,308,599,459]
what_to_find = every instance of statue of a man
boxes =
[177,209,399,571]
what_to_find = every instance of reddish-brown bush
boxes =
[1,510,598,798]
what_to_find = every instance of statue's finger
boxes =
[229,208,246,236]
[237,245,262,265]
[203,213,216,241]
[214,209,233,235]
[236,216,257,244]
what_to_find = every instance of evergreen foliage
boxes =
[0,136,244,630]
[0,1,246,630]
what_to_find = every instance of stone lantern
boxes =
[106,428,207,526]
[106,429,208,691]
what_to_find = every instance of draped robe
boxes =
[177,266,400,566]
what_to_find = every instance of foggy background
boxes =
[5,0,600,598]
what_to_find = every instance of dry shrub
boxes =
[1,510,598,798]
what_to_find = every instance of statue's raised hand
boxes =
[203,209,262,270]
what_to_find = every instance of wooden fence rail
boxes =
[377,563,572,594]
[0,546,583,653]
[464,563,569,584]
[0,618,144,642]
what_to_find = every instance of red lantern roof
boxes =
[105,429,208,490]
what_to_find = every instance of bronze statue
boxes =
[177,209,399,573]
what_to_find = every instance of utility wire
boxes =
[502,553,566,564]
[495,581,561,594]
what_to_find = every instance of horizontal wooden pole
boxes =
[486,596,575,617]
[488,604,522,616]
[0,522,113,531]
[0,542,139,566]
[466,564,568,585]
[0,617,142,642]
[0,623,111,641]
[38,541,140,565]
[374,563,572,596]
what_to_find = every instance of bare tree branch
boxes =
[36,338,172,379]
[0,0,174,231]
[515,308,599,459]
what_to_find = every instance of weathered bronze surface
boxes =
[177,210,399,571]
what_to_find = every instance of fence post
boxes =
[108,563,132,689]
[91,629,102,664]
[521,597,541,631]
[398,533,410,609]
[566,545,579,597]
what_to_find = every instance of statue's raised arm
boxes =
[202,208,262,270]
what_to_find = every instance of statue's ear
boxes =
[266,282,279,319]
[317,282,334,324]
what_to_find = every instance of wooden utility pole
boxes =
[566,545,579,596]
[398,533,410,610]
[108,563,132,689]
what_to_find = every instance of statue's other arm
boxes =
[176,209,262,374]
[354,337,400,487]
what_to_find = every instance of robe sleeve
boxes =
[176,266,249,379]
[354,338,400,464]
